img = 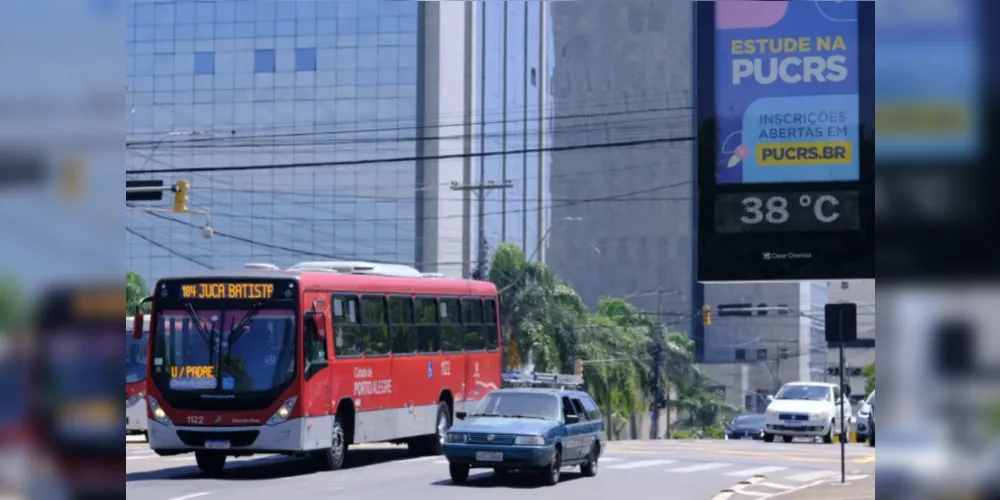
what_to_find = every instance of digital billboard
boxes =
[696,0,874,283]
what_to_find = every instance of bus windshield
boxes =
[125,333,148,385]
[155,308,296,394]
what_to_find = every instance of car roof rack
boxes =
[502,371,584,390]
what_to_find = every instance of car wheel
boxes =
[540,447,562,486]
[868,420,875,447]
[449,463,470,484]
[194,451,226,477]
[580,444,599,477]
[822,421,835,444]
[763,433,775,443]
[782,435,794,443]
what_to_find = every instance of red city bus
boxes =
[34,284,123,499]
[126,316,149,439]
[134,261,502,476]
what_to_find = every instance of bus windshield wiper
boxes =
[184,302,216,364]
[227,301,264,348]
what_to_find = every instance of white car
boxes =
[854,391,874,443]
[763,382,853,443]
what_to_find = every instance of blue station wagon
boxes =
[442,387,605,486]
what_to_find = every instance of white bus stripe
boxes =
[724,466,788,477]
[666,462,733,473]
[607,459,675,470]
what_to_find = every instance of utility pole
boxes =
[450,180,513,279]
[650,334,664,439]
[655,288,673,439]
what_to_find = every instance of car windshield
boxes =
[866,392,875,406]
[471,392,560,421]
[775,385,831,401]
[732,414,765,426]
[125,331,148,384]
[155,309,296,394]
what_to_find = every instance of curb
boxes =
[712,475,767,500]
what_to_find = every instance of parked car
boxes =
[855,391,874,443]
[763,382,853,443]
[442,386,604,486]
[725,414,766,440]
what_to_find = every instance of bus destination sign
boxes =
[180,282,275,300]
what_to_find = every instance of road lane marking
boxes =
[758,482,797,490]
[724,466,788,477]
[666,462,733,473]
[607,459,675,470]
[785,470,837,482]
[167,493,209,500]
[433,460,448,465]
[601,457,623,462]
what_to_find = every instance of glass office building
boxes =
[126,1,549,282]
[474,2,552,266]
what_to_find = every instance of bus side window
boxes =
[361,295,389,356]
[461,298,486,351]
[388,295,415,354]
[415,296,440,353]
[484,298,499,351]
[332,294,363,357]
[440,297,463,352]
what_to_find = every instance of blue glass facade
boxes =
[126,1,423,281]
[475,2,552,264]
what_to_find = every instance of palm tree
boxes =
[127,271,151,314]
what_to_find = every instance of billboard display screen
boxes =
[696,0,874,282]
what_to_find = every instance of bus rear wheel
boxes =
[195,451,226,477]
[409,402,450,456]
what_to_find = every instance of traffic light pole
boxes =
[650,334,664,439]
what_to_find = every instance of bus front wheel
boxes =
[195,451,226,477]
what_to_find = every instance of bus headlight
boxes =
[147,396,172,425]
[268,397,298,426]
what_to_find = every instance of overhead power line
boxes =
[127,136,692,175]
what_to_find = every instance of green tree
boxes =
[862,363,875,395]
[486,242,734,438]
[127,271,151,315]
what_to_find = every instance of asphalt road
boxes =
[126,438,875,500]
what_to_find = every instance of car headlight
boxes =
[126,392,144,408]
[267,397,298,426]
[445,432,467,444]
[812,412,831,421]
[765,408,776,416]
[514,435,545,446]
[147,396,172,425]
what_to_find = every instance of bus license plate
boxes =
[476,451,503,462]
[205,440,231,450]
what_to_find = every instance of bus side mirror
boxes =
[312,313,327,340]
[132,311,144,340]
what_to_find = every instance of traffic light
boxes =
[575,359,584,377]
[702,305,712,326]
[173,180,189,212]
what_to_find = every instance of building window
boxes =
[530,67,537,87]
[735,348,746,361]
[295,48,317,72]
[254,49,275,73]
[193,51,214,75]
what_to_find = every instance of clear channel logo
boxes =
[762,251,813,261]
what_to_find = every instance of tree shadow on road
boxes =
[126,447,415,483]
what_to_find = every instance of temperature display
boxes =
[714,191,861,233]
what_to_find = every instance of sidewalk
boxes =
[780,475,874,500]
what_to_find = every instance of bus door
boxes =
[438,297,466,414]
